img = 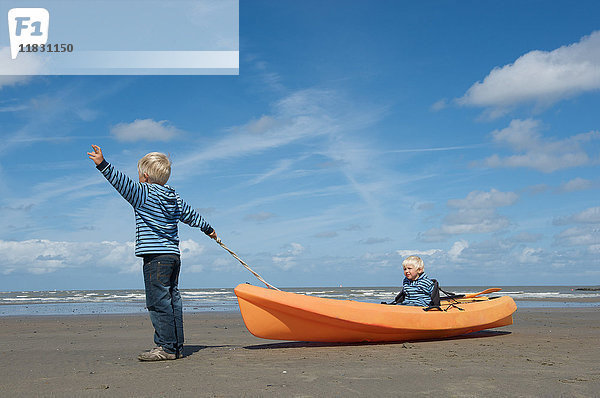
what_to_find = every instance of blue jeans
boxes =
[143,254,183,355]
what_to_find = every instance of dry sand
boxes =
[1,308,598,397]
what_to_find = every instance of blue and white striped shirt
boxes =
[97,160,214,257]
[402,273,435,307]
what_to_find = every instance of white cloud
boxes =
[0,103,28,112]
[110,119,181,142]
[525,183,550,195]
[0,239,134,275]
[174,87,391,215]
[0,47,46,89]
[99,241,138,273]
[176,88,386,181]
[448,240,469,261]
[447,188,518,209]
[245,115,280,134]
[430,98,448,111]
[0,238,208,275]
[422,189,517,240]
[571,207,600,223]
[177,89,341,169]
[420,235,598,279]
[458,31,600,114]
[244,55,285,92]
[554,206,600,225]
[180,239,205,257]
[448,239,515,265]
[360,251,396,269]
[482,119,599,173]
[437,214,511,235]
[272,242,304,270]
[396,249,442,257]
[558,177,594,192]
[553,207,600,253]
[246,158,295,186]
[555,226,598,247]
[414,202,435,211]
[518,247,543,263]
[510,232,542,243]
[179,239,208,272]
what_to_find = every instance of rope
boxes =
[215,239,280,291]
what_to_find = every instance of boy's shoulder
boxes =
[146,183,179,198]
[406,273,433,285]
[147,183,175,191]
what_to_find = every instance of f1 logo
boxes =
[8,8,49,59]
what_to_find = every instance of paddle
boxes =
[463,288,501,299]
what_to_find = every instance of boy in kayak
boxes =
[383,255,435,306]
[400,255,435,306]
[88,145,218,361]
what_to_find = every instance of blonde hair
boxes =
[402,255,424,272]
[138,152,171,185]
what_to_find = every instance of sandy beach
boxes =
[1,308,598,397]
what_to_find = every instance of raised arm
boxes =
[88,145,147,208]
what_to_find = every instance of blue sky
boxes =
[1,1,599,290]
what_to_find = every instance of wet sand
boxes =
[0,308,598,397]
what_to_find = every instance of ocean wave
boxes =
[182,291,231,297]
[1,287,598,311]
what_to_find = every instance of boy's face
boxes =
[403,264,421,281]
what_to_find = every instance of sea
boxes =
[1,285,599,316]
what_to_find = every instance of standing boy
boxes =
[88,145,217,361]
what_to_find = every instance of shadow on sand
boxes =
[183,344,235,357]
[243,330,511,350]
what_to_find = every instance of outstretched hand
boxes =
[87,145,104,166]
[208,230,219,242]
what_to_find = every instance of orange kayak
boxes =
[234,283,517,343]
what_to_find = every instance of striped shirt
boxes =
[97,160,214,257]
[402,273,435,307]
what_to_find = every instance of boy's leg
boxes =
[142,254,181,356]
[170,257,184,357]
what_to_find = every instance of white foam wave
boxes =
[182,291,231,297]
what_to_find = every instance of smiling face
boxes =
[403,264,422,281]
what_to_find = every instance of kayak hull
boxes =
[234,283,516,343]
